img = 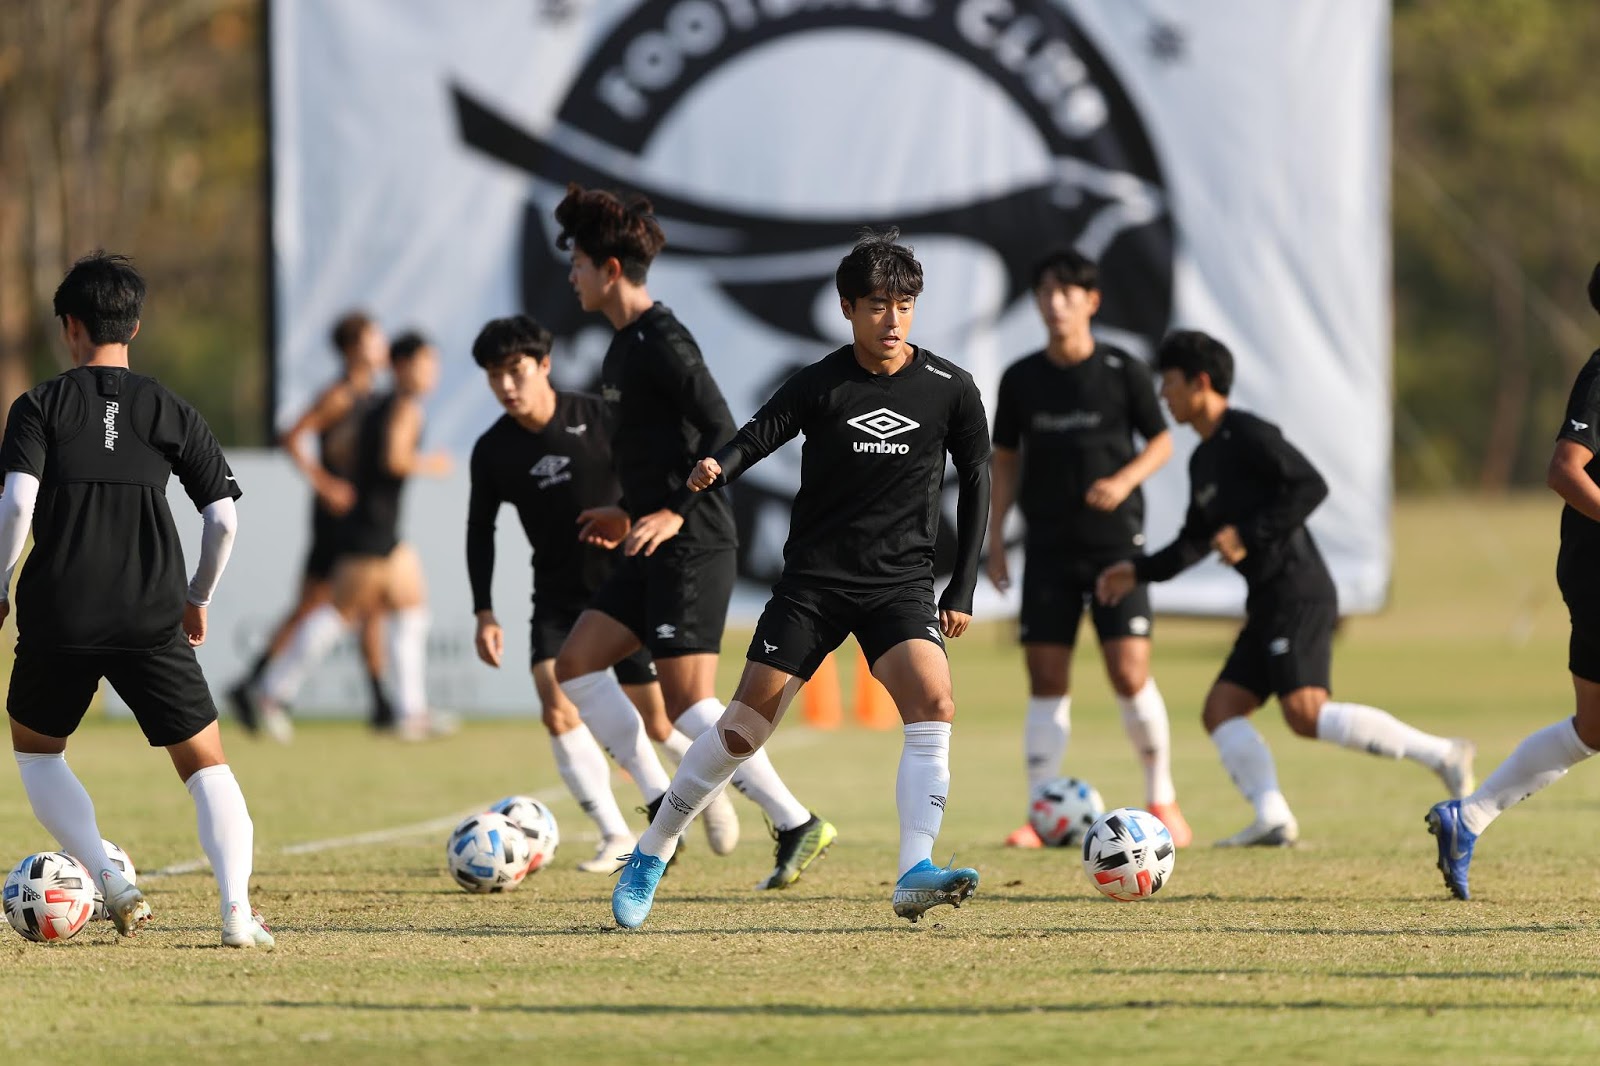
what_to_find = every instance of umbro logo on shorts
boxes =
[926,625,941,641]
[1269,637,1291,655]
[848,408,919,454]
[1128,616,1151,636]
[655,623,677,640]
[528,455,572,487]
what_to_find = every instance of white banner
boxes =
[270,0,1392,621]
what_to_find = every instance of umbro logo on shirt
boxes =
[1572,419,1590,432]
[1269,637,1291,655]
[848,408,920,454]
[529,455,572,488]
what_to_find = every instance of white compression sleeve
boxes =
[187,497,239,606]
[0,471,40,601]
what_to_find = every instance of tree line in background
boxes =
[1,0,1596,490]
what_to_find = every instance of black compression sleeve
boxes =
[939,459,990,614]
[1133,502,1210,583]
[465,458,500,613]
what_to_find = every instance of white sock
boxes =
[1116,679,1176,806]
[186,764,255,919]
[897,721,952,877]
[1316,701,1453,769]
[559,671,671,802]
[259,603,346,705]
[637,728,744,862]
[677,696,806,830]
[389,607,429,722]
[550,725,631,839]
[14,751,116,883]
[1023,695,1070,791]
[1459,718,1597,835]
[658,729,693,766]
[1210,717,1294,826]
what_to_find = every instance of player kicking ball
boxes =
[1097,330,1474,846]
[1426,261,1600,898]
[612,229,992,928]
[2,252,271,947]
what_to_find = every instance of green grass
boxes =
[5,493,1600,1064]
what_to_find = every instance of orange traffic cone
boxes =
[801,652,842,730]
[854,645,899,730]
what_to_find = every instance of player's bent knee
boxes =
[718,700,775,758]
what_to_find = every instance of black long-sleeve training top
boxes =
[1134,408,1335,606]
[708,345,991,613]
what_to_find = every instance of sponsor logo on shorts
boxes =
[528,454,572,488]
[848,408,920,454]
[1572,419,1590,433]
[1128,616,1151,636]
[762,639,777,655]
[1269,637,1290,655]
[655,623,677,640]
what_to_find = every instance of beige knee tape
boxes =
[720,679,802,753]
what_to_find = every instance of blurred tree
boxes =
[0,0,263,442]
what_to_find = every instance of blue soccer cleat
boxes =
[1426,798,1477,901]
[612,849,669,929]
[892,858,979,923]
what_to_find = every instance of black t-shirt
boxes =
[467,393,622,613]
[1134,408,1335,607]
[714,346,991,610]
[0,366,241,651]
[600,303,736,548]
[1555,350,1600,602]
[992,346,1167,555]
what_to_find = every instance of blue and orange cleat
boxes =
[1426,798,1476,900]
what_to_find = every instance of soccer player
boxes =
[229,311,394,732]
[1096,330,1475,846]
[1426,261,1600,899]
[987,250,1188,848]
[3,252,271,947]
[248,333,452,742]
[548,184,830,887]
[466,314,739,872]
[611,229,992,929]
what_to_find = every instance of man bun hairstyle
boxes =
[553,183,666,283]
[472,315,553,368]
[1156,329,1235,397]
[1031,248,1098,292]
[835,227,924,304]
[53,250,145,345]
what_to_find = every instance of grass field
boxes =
[4,494,1600,1064]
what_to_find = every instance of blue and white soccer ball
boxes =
[4,851,97,942]
[1029,776,1106,847]
[446,812,533,894]
[488,795,559,874]
[1082,807,1176,901]
[90,839,137,922]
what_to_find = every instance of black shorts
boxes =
[746,580,944,681]
[8,632,218,748]
[303,511,343,581]
[1568,616,1600,683]
[1217,598,1336,701]
[1020,548,1152,646]
[531,601,657,686]
[588,541,735,659]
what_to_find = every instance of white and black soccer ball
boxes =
[1029,776,1106,848]
[446,812,533,894]
[1081,807,1176,901]
[90,839,138,922]
[489,795,559,874]
[4,851,97,942]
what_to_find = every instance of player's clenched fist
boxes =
[687,456,722,492]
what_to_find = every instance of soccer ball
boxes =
[4,852,97,942]
[1081,807,1176,901]
[1029,776,1105,847]
[91,839,138,922]
[445,812,532,894]
[489,795,559,873]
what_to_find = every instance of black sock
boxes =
[368,673,396,727]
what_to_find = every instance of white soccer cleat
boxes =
[699,787,740,856]
[1214,816,1299,848]
[257,696,294,745]
[221,902,275,949]
[100,869,151,937]
[395,710,461,742]
[1435,738,1477,800]
[576,835,635,874]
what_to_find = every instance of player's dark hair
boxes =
[1156,330,1234,396]
[52,251,145,345]
[553,183,665,283]
[1031,248,1098,292]
[472,315,553,368]
[835,227,924,304]
[330,311,376,356]
[1588,260,1600,316]
[389,331,431,364]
